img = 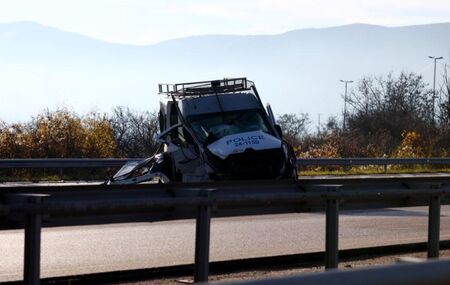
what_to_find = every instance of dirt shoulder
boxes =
[112,249,450,285]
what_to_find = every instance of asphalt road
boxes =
[1,206,450,282]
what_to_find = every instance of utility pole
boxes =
[429,56,443,122]
[317,113,323,135]
[446,59,450,124]
[340,80,353,131]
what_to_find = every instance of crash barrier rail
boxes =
[1,176,450,285]
[0,157,450,169]
[0,158,136,169]
[297,157,450,166]
[218,258,450,285]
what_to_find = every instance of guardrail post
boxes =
[23,194,48,285]
[194,190,212,283]
[427,188,441,259]
[325,185,341,270]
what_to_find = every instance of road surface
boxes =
[1,206,450,282]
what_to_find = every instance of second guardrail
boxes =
[1,177,450,284]
[0,157,449,169]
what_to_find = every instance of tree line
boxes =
[0,106,159,159]
[281,71,450,158]
[1,70,449,160]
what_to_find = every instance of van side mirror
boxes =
[155,123,182,144]
[274,124,283,138]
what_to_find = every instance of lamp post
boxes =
[429,56,443,122]
[317,113,323,135]
[340,80,353,131]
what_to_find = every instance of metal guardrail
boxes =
[1,177,450,284]
[297,157,450,166]
[219,258,450,285]
[0,157,449,169]
[0,158,138,168]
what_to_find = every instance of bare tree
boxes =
[438,65,450,125]
[345,72,434,154]
[276,113,310,146]
[109,106,159,157]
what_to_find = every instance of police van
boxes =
[108,78,297,184]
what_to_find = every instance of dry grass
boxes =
[299,165,450,176]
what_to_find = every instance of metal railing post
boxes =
[194,190,212,283]
[427,189,441,259]
[325,185,341,270]
[23,194,48,285]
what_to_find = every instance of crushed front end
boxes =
[108,78,297,184]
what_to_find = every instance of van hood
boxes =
[206,130,282,159]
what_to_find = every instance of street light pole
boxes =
[340,79,353,131]
[429,56,443,122]
[317,113,323,135]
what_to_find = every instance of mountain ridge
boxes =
[2,21,450,46]
[0,21,449,122]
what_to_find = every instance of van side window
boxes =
[170,104,179,126]
[158,110,166,132]
[169,104,179,140]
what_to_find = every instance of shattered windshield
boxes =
[188,109,272,144]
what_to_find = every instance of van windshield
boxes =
[188,109,272,144]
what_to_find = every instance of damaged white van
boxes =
[108,78,297,184]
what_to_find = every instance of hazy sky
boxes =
[1,0,450,123]
[1,0,450,45]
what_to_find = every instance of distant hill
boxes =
[1,21,449,122]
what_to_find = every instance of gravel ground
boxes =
[110,249,450,285]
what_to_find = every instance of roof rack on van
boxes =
[158,78,254,96]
